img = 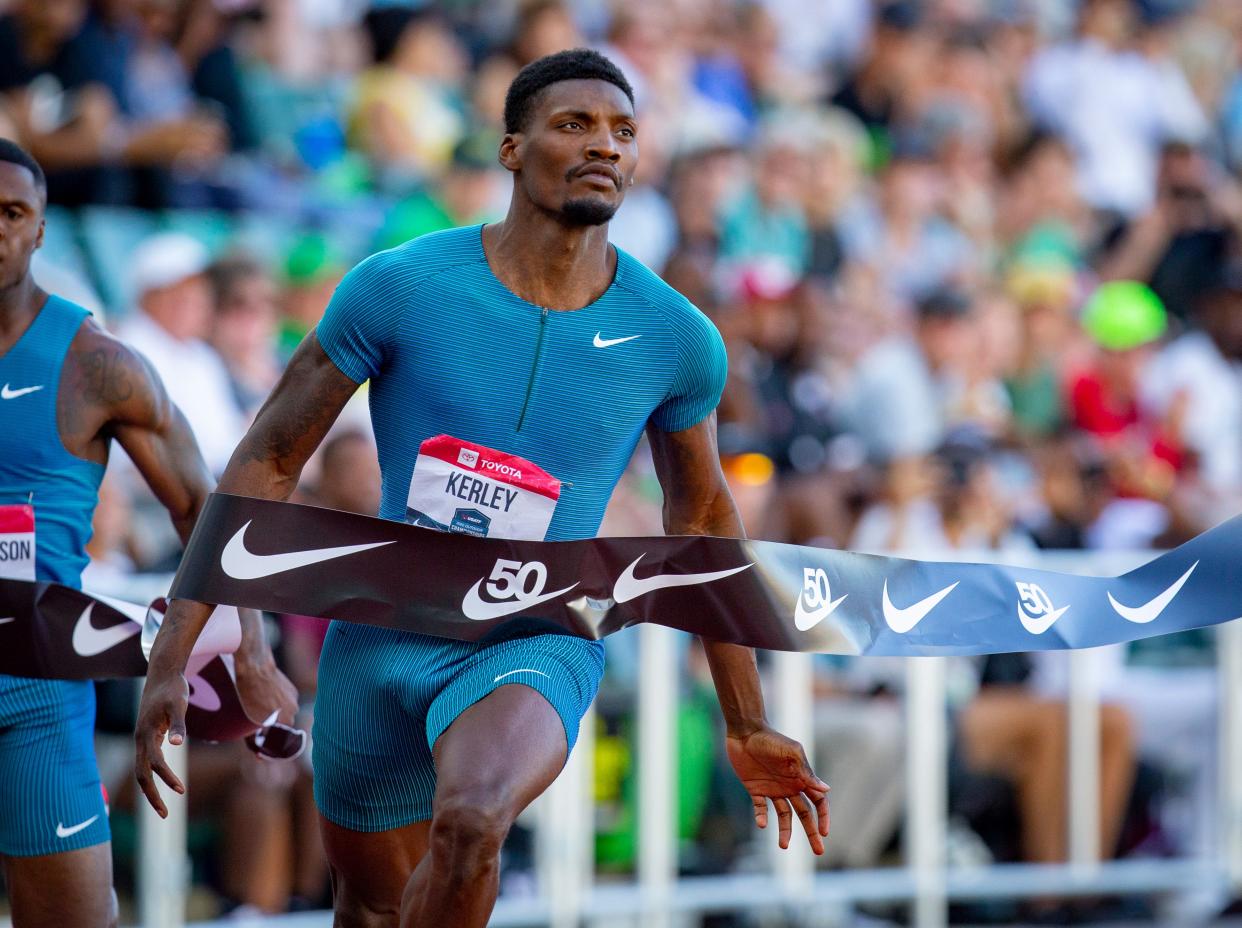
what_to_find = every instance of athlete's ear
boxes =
[498,133,522,174]
[35,218,44,251]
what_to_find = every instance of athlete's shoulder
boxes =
[612,247,722,347]
[362,224,485,286]
[64,312,168,423]
[613,248,717,326]
[71,311,153,377]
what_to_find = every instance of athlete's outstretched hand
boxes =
[726,725,830,854]
[134,668,190,818]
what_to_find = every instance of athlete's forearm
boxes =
[704,643,767,737]
[151,340,358,676]
[148,441,304,677]
[666,483,768,736]
[146,599,216,677]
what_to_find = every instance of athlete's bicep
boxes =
[218,332,358,497]
[105,346,213,542]
[645,415,743,538]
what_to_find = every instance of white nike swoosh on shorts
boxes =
[493,668,551,683]
[56,815,99,839]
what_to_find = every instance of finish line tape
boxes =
[163,494,1242,657]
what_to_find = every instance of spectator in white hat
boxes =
[118,232,248,475]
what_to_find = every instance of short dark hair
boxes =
[0,138,46,195]
[503,48,634,134]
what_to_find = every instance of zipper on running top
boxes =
[516,308,549,432]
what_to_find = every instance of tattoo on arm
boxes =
[60,325,163,459]
[80,348,137,407]
[233,366,354,470]
[217,333,359,497]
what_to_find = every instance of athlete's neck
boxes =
[482,215,615,311]
[0,275,47,346]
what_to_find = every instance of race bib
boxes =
[0,504,35,581]
[406,436,561,541]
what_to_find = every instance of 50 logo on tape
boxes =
[1015,581,1069,635]
[794,567,847,632]
[462,558,579,621]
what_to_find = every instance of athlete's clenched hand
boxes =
[134,668,189,818]
[726,725,830,854]
[234,647,299,727]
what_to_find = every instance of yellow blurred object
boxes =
[724,453,776,486]
[1005,259,1077,310]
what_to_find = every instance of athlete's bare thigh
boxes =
[2,843,117,928]
[320,818,430,928]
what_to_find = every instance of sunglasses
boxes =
[244,711,308,760]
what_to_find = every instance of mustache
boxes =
[566,162,622,189]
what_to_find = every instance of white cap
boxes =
[130,233,211,296]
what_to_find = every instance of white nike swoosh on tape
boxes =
[56,815,99,839]
[461,581,579,621]
[493,668,551,683]
[1107,561,1198,624]
[593,332,642,348]
[1,383,43,399]
[612,555,752,604]
[72,604,141,657]
[1018,603,1070,636]
[794,593,848,632]
[221,520,395,580]
[882,580,959,634]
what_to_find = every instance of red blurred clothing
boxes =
[1068,369,1184,477]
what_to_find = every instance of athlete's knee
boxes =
[327,865,399,928]
[428,792,512,877]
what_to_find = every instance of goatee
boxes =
[561,197,618,227]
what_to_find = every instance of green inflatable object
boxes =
[1082,280,1168,351]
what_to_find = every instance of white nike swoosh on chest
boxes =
[1108,561,1198,624]
[612,555,751,604]
[881,580,959,634]
[221,520,395,580]
[1,383,44,399]
[593,333,642,348]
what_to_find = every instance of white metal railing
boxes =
[112,549,1242,927]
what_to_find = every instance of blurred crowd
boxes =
[3,0,1242,920]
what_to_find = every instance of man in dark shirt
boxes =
[0,0,225,206]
